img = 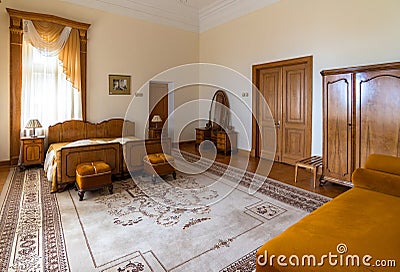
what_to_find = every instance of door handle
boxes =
[275,120,281,129]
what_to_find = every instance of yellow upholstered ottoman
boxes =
[76,161,113,201]
[143,153,176,182]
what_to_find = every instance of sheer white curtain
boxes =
[21,35,82,134]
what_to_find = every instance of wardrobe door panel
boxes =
[323,74,352,182]
[356,70,400,168]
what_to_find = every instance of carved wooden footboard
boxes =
[47,118,135,191]
[47,119,172,191]
[57,143,121,188]
[123,138,171,173]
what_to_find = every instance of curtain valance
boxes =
[23,19,81,92]
[23,20,71,57]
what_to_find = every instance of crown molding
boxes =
[60,0,280,33]
[199,0,279,32]
[61,0,200,32]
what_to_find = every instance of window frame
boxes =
[7,8,90,165]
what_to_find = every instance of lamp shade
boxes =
[151,115,162,123]
[25,119,42,129]
[25,119,42,137]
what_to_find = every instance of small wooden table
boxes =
[148,127,162,139]
[195,127,211,147]
[294,156,323,188]
[217,131,237,155]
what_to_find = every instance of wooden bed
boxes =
[46,118,173,193]
[46,118,136,192]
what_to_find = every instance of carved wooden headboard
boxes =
[48,118,135,145]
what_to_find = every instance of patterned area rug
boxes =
[0,154,331,272]
[0,168,68,271]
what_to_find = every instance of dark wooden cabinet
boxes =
[19,136,45,168]
[195,127,211,147]
[195,127,237,155]
[148,127,162,139]
[217,131,237,155]
[321,62,400,186]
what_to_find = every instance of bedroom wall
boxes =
[0,1,9,163]
[199,0,400,154]
[0,0,199,161]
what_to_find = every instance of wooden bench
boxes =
[76,161,113,201]
[294,156,323,188]
[143,153,176,182]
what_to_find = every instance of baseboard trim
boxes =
[0,160,11,167]
[237,148,251,157]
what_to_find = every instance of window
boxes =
[21,39,82,132]
[7,8,90,164]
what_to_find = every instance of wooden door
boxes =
[149,83,168,130]
[323,74,353,182]
[355,70,400,168]
[281,64,312,164]
[259,68,281,161]
[257,59,312,164]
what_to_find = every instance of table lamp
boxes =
[151,115,162,128]
[25,119,42,138]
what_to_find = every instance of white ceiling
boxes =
[60,0,280,32]
[176,0,218,10]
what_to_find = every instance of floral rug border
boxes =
[0,168,69,271]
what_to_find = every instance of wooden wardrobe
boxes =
[321,62,400,187]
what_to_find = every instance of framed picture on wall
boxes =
[109,75,131,95]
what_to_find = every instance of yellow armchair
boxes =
[256,154,400,272]
[352,154,400,197]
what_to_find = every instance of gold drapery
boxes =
[31,20,81,92]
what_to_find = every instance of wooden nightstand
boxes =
[19,136,45,169]
[195,127,211,147]
[217,131,237,155]
[148,127,162,139]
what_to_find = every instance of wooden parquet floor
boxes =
[0,166,10,194]
[177,142,349,198]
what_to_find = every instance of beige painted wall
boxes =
[2,0,399,160]
[199,0,400,154]
[0,2,9,162]
[0,0,199,161]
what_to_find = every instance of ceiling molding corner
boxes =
[60,0,280,33]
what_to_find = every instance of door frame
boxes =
[251,56,313,158]
[149,81,174,138]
